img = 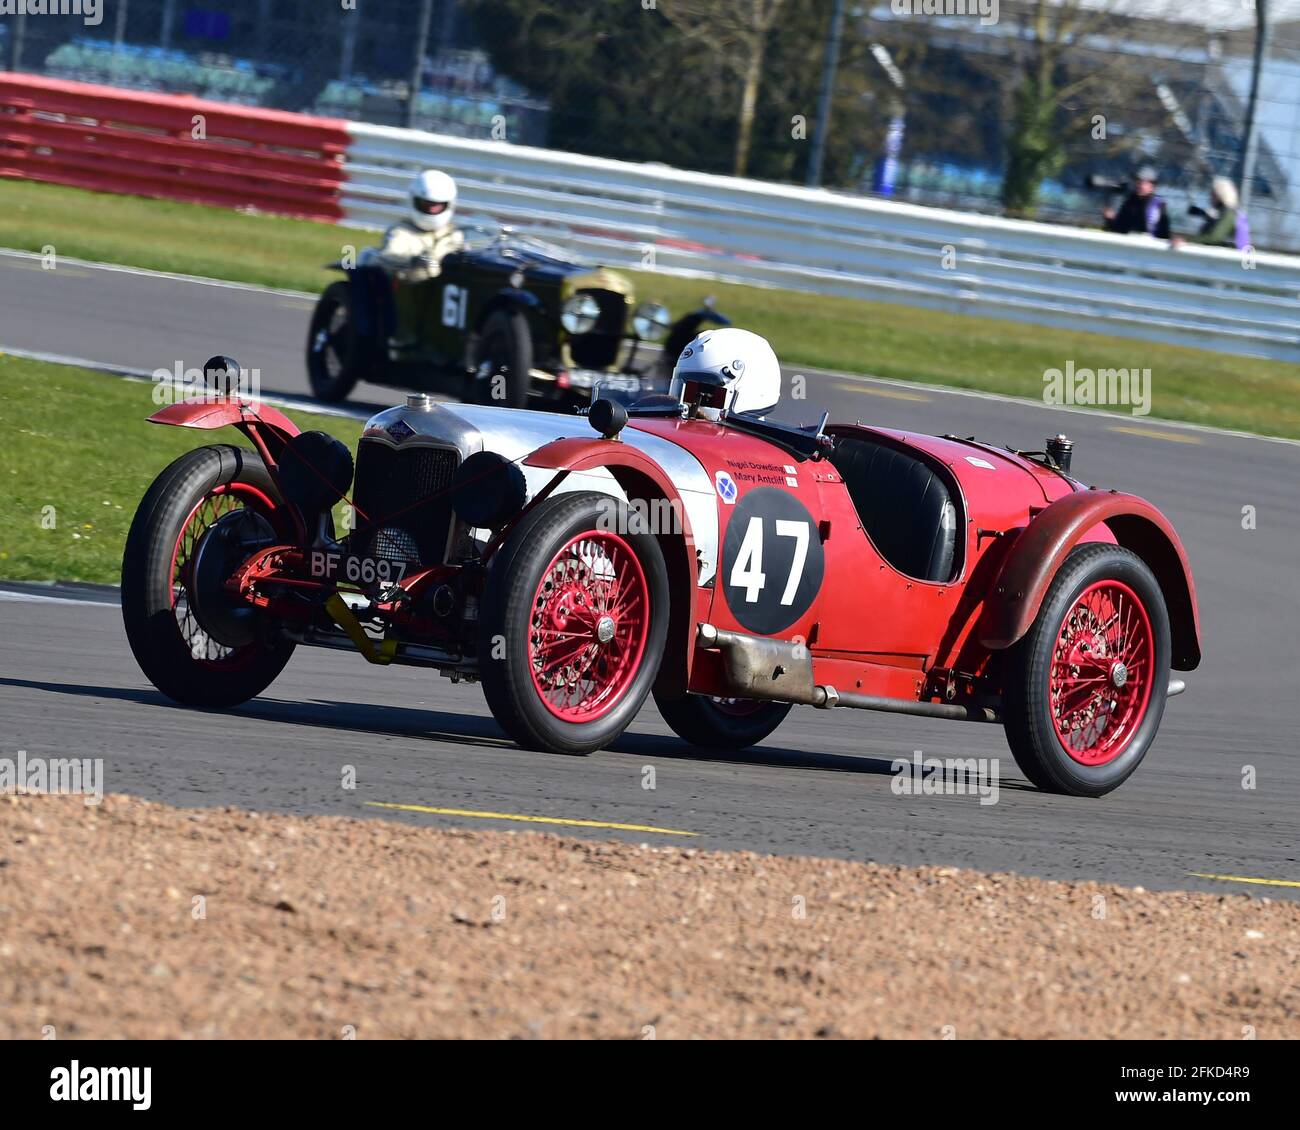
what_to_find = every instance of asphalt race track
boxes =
[2,250,1298,899]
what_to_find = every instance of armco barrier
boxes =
[0,73,1295,363]
[343,121,1300,365]
[0,74,348,222]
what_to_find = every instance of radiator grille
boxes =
[351,440,460,567]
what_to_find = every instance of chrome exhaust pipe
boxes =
[825,689,1000,724]
[697,623,1000,722]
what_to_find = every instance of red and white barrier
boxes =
[0,73,348,222]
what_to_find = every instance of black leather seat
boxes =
[829,435,959,583]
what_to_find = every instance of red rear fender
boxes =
[978,489,1201,670]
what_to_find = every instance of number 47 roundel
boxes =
[720,488,824,635]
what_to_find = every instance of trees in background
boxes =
[465,0,1202,218]
[659,0,788,178]
[993,0,1190,217]
[465,0,883,184]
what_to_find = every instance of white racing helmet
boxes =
[408,169,457,232]
[670,327,781,418]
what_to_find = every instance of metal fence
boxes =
[2,2,1297,250]
[0,62,1294,363]
[0,0,549,144]
[0,73,348,220]
[343,121,1300,364]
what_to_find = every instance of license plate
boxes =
[601,375,640,393]
[309,550,408,584]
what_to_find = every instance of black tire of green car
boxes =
[121,444,295,709]
[654,692,792,751]
[472,308,532,409]
[307,280,367,403]
[479,492,669,755]
[1002,544,1171,797]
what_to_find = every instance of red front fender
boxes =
[525,436,699,696]
[148,399,300,466]
[979,489,1201,670]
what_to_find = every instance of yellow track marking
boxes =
[835,381,930,402]
[1112,425,1202,444]
[1188,871,1300,889]
[365,801,697,836]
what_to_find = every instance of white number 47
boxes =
[730,517,808,605]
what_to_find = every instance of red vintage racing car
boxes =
[122,340,1199,797]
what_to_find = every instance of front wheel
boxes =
[470,308,532,409]
[655,693,791,751]
[122,445,295,708]
[1002,544,1171,797]
[307,280,367,402]
[479,492,668,754]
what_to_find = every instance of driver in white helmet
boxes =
[362,169,464,281]
[670,327,782,420]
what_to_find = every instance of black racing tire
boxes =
[471,308,532,409]
[307,280,367,403]
[655,693,791,751]
[479,492,668,754]
[121,445,295,709]
[1002,544,1171,797]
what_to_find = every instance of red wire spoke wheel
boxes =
[168,482,276,671]
[480,492,669,755]
[1003,544,1170,797]
[122,445,296,708]
[528,531,649,722]
[1048,579,1154,766]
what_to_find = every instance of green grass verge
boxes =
[0,354,361,584]
[0,179,360,293]
[629,274,1300,438]
[1,178,1298,438]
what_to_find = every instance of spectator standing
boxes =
[1102,166,1171,240]
[1189,176,1252,250]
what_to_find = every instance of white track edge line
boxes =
[0,246,314,299]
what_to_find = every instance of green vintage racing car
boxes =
[306,223,727,411]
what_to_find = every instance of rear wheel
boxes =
[480,492,668,754]
[122,445,295,708]
[1002,544,1170,797]
[470,308,532,409]
[307,280,367,402]
[655,693,791,750]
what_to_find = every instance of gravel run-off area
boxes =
[1,794,1297,1039]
